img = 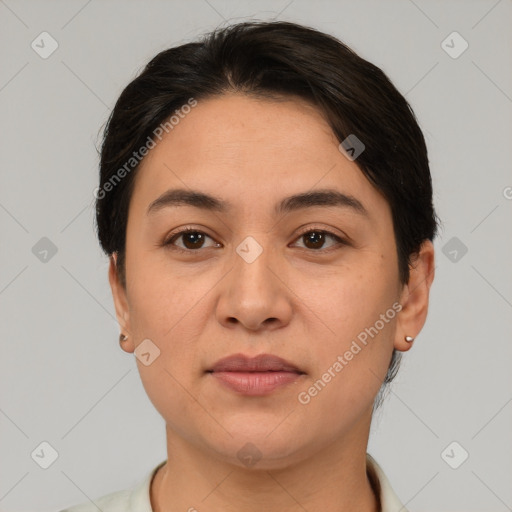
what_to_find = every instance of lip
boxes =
[207,353,305,396]
[209,353,303,373]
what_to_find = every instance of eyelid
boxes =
[294,224,348,242]
[163,224,350,252]
[291,225,349,251]
[163,226,218,250]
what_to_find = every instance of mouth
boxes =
[206,353,306,396]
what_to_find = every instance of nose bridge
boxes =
[232,233,276,298]
[216,231,291,331]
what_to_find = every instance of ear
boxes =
[395,240,435,352]
[108,253,135,353]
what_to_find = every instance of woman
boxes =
[61,20,437,512]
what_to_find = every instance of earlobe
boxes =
[394,240,435,352]
[108,253,135,353]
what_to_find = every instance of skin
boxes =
[109,92,435,512]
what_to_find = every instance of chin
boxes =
[201,422,315,471]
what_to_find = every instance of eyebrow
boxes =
[146,188,369,218]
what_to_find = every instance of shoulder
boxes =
[58,460,166,512]
[367,453,409,512]
[58,488,131,512]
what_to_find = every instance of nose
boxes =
[215,240,293,332]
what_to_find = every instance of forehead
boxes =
[142,93,340,173]
[129,93,390,224]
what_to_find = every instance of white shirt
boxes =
[59,453,408,512]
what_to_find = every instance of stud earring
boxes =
[404,335,414,343]
[119,333,128,343]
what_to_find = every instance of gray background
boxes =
[1,1,511,511]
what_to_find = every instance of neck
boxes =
[151,420,379,512]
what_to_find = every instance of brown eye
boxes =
[294,230,346,251]
[164,229,218,252]
[303,231,326,249]
[180,231,207,249]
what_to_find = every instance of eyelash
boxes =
[162,226,348,254]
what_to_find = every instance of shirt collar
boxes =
[367,453,409,512]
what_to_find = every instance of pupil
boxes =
[181,232,326,250]
[306,231,324,249]
[184,232,203,248]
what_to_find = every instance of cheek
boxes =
[295,257,398,391]
[126,261,211,430]
[299,258,397,339]
[126,257,218,396]
[126,248,209,336]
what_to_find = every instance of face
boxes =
[109,92,434,469]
